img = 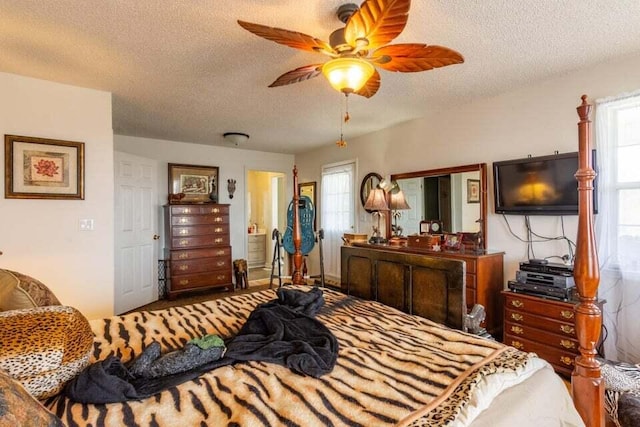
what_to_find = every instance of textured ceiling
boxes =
[1,1,640,154]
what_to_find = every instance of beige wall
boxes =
[296,53,640,281]
[0,72,114,319]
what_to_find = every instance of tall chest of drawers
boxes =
[164,204,232,299]
[503,291,585,377]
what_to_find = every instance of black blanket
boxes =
[65,287,338,403]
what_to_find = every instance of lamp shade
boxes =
[389,189,411,210]
[364,188,389,211]
[322,57,375,94]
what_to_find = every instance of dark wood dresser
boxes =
[341,243,504,335]
[164,204,232,299]
[503,291,585,377]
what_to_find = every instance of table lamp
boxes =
[389,189,411,237]
[364,188,389,244]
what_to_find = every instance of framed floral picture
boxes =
[4,135,85,200]
[168,163,219,203]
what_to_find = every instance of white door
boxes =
[114,152,158,314]
[397,178,423,235]
[321,161,356,279]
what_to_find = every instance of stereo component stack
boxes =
[508,260,576,301]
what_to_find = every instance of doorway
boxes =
[246,170,287,280]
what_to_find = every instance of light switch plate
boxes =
[79,219,94,231]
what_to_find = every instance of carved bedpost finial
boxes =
[577,95,592,121]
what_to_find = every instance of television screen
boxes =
[493,151,597,215]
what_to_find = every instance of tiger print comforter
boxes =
[46,287,536,426]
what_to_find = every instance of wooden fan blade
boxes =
[268,64,323,88]
[371,44,464,72]
[355,69,381,98]
[344,0,410,50]
[238,20,333,54]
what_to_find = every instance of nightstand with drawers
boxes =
[164,204,232,299]
[502,291,604,377]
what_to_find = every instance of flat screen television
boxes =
[493,151,597,215]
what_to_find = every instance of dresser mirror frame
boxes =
[385,163,488,247]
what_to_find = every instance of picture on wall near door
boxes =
[168,163,219,203]
[4,134,85,200]
[467,179,480,203]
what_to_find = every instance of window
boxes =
[321,161,356,278]
[597,95,640,271]
[595,92,640,363]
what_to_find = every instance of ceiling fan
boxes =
[238,0,464,98]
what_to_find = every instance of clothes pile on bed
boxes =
[65,287,338,403]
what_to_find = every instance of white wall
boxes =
[114,135,294,264]
[296,53,640,282]
[0,72,114,319]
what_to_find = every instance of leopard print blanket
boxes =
[46,287,536,426]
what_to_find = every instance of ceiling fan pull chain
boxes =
[344,94,350,123]
[336,96,348,148]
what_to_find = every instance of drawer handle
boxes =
[511,325,524,335]
[511,300,524,308]
[179,240,189,246]
[179,218,188,224]
[214,217,223,223]
[178,253,189,259]
[511,341,524,350]
[179,229,188,235]
[211,208,220,213]
[216,261,225,267]
[560,356,574,366]
[215,227,223,233]
[178,265,189,271]
[179,279,189,285]
[216,274,225,280]
[216,250,226,256]
[560,340,576,349]
[560,325,575,335]
[561,310,574,319]
[214,238,223,243]
[511,313,524,321]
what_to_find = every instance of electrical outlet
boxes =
[79,219,94,231]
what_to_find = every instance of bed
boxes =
[44,286,581,426]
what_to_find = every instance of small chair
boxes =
[233,259,248,290]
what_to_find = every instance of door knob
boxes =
[153,235,160,240]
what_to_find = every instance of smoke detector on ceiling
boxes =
[223,132,250,146]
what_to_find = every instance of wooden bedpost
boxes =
[291,166,305,285]
[571,95,604,427]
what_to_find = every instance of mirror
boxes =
[386,163,488,247]
[360,172,383,213]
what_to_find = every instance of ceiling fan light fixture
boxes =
[223,132,250,146]
[322,57,375,94]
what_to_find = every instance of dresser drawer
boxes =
[504,293,575,321]
[170,205,229,216]
[505,307,576,335]
[172,224,228,237]
[462,259,477,274]
[171,235,229,248]
[465,273,476,289]
[504,333,576,376]
[170,271,232,290]
[170,247,230,261]
[172,215,228,226]
[504,321,578,353]
[170,256,231,276]
[248,241,265,252]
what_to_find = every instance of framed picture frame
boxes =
[467,179,480,203]
[443,232,463,251]
[168,163,219,204]
[4,134,85,200]
[298,181,317,229]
